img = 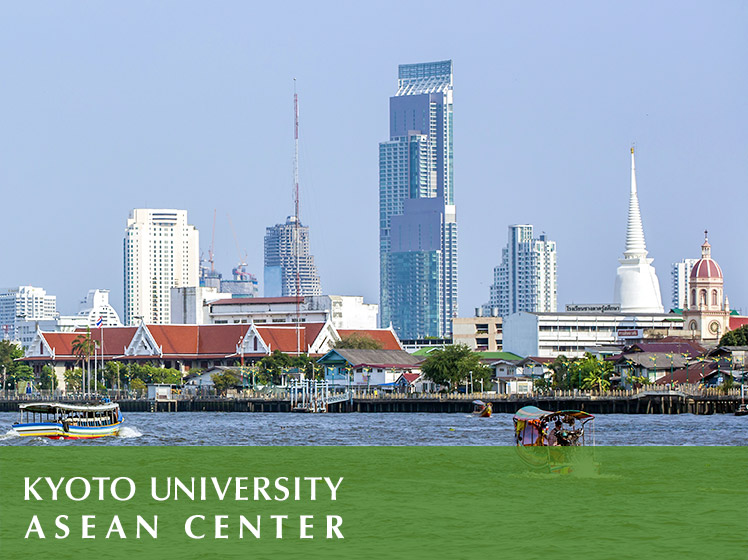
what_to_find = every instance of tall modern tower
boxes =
[263,216,321,297]
[379,60,457,339]
[613,149,664,313]
[124,209,199,325]
[483,225,557,317]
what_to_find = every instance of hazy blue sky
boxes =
[1,2,746,317]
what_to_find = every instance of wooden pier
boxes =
[0,389,741,415]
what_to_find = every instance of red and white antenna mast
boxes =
[293,80,302,360]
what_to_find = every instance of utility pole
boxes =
[293,79,302,365]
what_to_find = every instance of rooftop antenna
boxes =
[209,208,217,274]
[294,79,302,361]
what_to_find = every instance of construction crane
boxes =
[226,213,250,281]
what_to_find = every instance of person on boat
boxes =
[548,420,563,446]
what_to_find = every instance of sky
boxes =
[1,1,746,317]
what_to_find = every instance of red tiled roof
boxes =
[337,329,402,350]
[256,322,326,354]
[654,362,718,384]
[40,328,139,358]
[627,339,705,356]
[400,373,421,383]
[729,316,748,330]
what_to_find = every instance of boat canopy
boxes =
[513,406,594,422]
[19,402,120,414]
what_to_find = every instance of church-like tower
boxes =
[682,232,730,340]
[613,148,664,313]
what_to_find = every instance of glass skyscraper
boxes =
[379,60,457,338]
[264,216,321,297]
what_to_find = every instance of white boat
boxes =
[12,402,123,439]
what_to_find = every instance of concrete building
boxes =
[671,258,698,309]
[124,209,199,325]
[170,286,231,324]
[452,311,503,351]
[263,216,321,298]
[502,309,683,359]
[171,293,378,330]
[75,289,122,327]
[483,225,557,317]
[613,149,664,313]
[379,60,458,339]
[0,286,58,346]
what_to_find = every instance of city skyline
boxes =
[1,2,746,317]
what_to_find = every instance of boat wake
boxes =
[0,428,20,440]
[118,426,143,439]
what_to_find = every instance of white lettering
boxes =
[111,477,136,501]
[54,515,69,539]
[239,515,261,538]
[274,477,289,501]
[300,515,314,539]
[325,477,343,500]
[24,515,45,539]
[254,477,270,501]
[81,515,96,539]
[305,477,322,500]
[24,477,42,501]
[271,514,287,539]
[151,477,171,501]
[212,477,232,501]
[214,515,229,539]
[66,478,91,501]
[136,515,158,539]
[326,516,344,539]
[105,515,126,539]
[185,515,205,539]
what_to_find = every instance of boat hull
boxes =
[12,421,122,439]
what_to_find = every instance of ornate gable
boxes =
[125,323,162,357]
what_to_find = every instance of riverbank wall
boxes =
[0,393,740,414]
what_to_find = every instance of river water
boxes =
[1,411,746,446]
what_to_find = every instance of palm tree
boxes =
[72,327,96,393]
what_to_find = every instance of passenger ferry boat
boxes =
[12,401,123,439]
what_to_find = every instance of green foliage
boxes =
[0,340,24,390]
[720,325,748,347]
[549,353,612,390]
[130,378,146,392]
[39,365,56,390]
[212,370,240,395]
[64,368,83,392]
[421,345,492,390]
[334,333,383,350]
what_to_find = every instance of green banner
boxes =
[1,447,746,559]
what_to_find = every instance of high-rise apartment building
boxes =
[263,216,321,297]
[483,225,557,318]
[124,209,199,325]
[379,60,457,339]
[671,259,698,310]
[0,286,58,342]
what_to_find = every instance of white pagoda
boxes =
[613,148,664,313]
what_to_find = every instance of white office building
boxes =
[484,225,557,318]
[671,259,698,310]
[124,209,199,325]
[502,309,683,359]
[0,286,58,345]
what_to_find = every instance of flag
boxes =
[96,316,104,327]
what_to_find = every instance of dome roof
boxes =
[690,233,723,280]
[690,257,722,279]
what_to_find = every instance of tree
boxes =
[421,345,492,391]
[0,340,23,391]
[720,325,748,347]
[64,368,83,392]
[10,364,34,391]
[334,333,383,350]
[39,365,56,391]
[212,370,239,395]
[258,350,294,385]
